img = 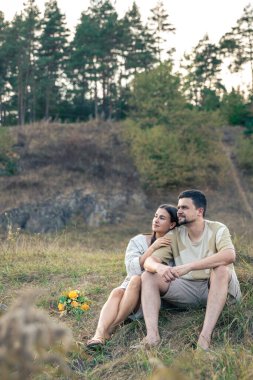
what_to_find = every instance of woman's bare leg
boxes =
[111,275,141,329]
[89,287,125,342]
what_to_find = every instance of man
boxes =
[141,189,241,350]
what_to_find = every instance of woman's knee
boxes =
[128,275,141,290]
[109,287,125,299]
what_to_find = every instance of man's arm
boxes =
[171,248,236,277]
[144,256,178,282]
[139,236,171,268]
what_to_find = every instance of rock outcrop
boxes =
[0,189,146,233]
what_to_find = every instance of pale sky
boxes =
[1,0,252,90]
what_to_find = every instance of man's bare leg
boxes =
[141,271,170,346]
[198,266,230,350]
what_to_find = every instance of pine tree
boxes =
[3,0,40,126]
[148,1,175,62]
[181,35,224,107]
[219,4,253,94]
[122,2,156,77]
[0,11,9,125]
[37,0,69,119]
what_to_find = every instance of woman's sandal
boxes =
[86,336,105,349]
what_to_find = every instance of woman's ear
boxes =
[169,222,176,230]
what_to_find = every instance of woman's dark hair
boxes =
[150,204,179,245]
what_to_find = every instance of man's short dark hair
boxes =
[178,189,207,216]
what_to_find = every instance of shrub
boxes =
[0,128,18,176]
[220,90,249,126]
[123,118,227,190]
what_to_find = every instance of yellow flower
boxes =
[71,301,79,308]
[81,303,90,311]
[58,303,65,311]
[68,290,79,299]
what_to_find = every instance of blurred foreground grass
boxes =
[0,224,252,380]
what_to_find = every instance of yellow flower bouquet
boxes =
[58,289,91,316]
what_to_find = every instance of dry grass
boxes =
[0,289,73,380]
[0,121,253,378]
[0,224,252,380]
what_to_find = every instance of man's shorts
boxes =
[161,270,241,309]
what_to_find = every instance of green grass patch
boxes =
[0,226,252,379]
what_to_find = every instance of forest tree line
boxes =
[1,0,253,131]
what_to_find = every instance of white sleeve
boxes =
[124,236,146,276]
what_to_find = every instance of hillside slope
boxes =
[0,121,252,237]
[0,121,147,233]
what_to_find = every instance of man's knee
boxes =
[142,270,155,283]
[211,265,230,282]
[141,271,162,289]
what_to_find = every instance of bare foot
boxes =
[197,334,211,351]
[143,336,161,347]
[130,337,161,350]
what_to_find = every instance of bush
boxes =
[123,118,227,190]
[0,127,18,176]
[129,62,187,128]
[220,90,249,126]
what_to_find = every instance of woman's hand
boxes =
[151,236,171,251]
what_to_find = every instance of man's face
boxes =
[177,197,203,225]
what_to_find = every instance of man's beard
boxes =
[178,217,196,225]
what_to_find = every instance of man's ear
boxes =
[197,207,204,217]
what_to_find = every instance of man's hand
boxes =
[171,263,192,277]
[156,263,178,282]
[151,236,172,251]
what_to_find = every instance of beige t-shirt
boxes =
[153,220,235,280]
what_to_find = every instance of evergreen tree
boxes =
[122,2,156,77]
[0,11,9,125]
[69,0,120,119]
[21,0,40,124]
[181,35,224,107]
[219,4,253,93]
[148,1,175,62]
[67,12,95,119]
[37,0,69,119]
[3,0,40,126]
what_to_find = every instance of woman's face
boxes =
[152,207,173,237]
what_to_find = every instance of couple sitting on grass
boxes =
[87,189,241,351]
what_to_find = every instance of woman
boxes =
[86,204,178,348]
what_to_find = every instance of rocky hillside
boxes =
[0,121,252,237]
[0,121,146,233]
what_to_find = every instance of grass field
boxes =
[0,222,252,380]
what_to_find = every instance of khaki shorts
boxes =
[161,270,241,309]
